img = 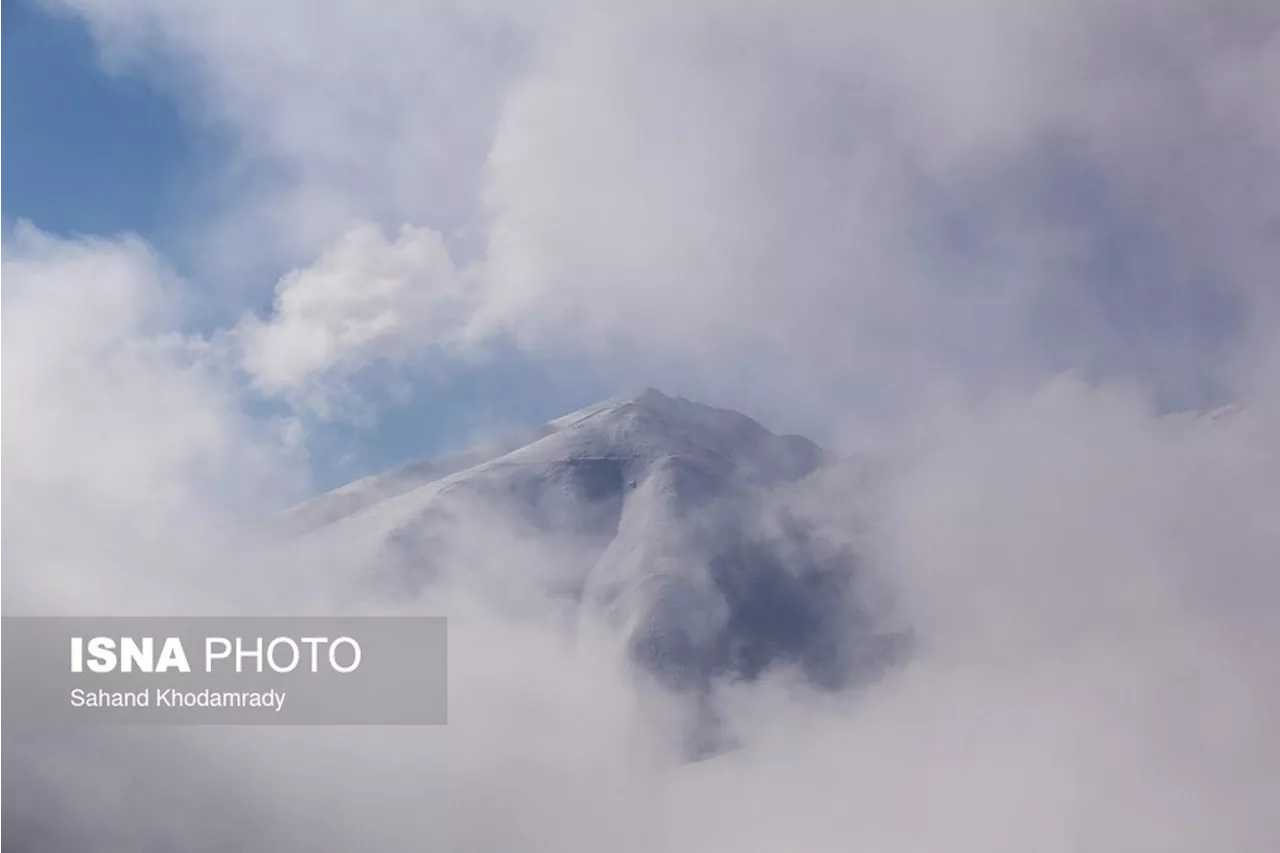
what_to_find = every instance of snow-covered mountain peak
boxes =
[534,387,825,485]
[282,390,897,738]
[284,388,827,537]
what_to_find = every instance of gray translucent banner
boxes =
[2,617,447,725]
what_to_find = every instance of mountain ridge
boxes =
[282,387,827,535]
[284,388,892,721]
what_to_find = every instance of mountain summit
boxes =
[285,388,824,534]
[287,389,897,707]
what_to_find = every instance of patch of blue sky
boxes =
[3,0,200,245]
[3,0,611,493]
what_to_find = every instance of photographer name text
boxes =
[71,686,288,712]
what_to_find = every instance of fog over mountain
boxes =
[6,377,1280,852]
[5,0,1280,848]
[281,388,904,752]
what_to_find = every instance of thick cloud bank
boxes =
[5,0,1280,849]
[44,0,1280,420]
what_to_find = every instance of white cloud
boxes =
[237,222,470,416]
[44,0,1280,425]
[46,0,531,262]
[1,224,307,611]
[7,3,1280,850]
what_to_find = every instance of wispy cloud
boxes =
[6,0,1280,850]
[236,222,470,416]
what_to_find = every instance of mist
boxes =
[5,0,1280,850]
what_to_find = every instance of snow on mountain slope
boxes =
[285,388,901,711]
[280,420,562,534]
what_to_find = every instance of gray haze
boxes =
[5,0,1280,850]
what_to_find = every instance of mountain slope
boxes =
[287,388,900,703]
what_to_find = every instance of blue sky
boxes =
[2,0,200,244]
[3,0,249,298]
[2,0,612,491]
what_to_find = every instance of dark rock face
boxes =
[629,510,905,697]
